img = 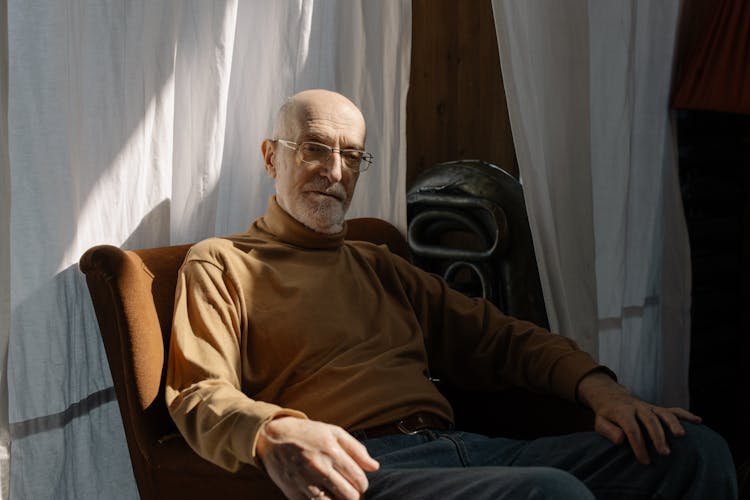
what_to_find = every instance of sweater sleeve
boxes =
[389,254,611,401]
[165,256,306,471]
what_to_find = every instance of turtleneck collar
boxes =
[256,196,347,250]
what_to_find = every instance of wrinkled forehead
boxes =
[274,94,366,145]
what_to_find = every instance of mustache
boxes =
[304,178,346,200]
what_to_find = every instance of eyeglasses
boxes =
[274,139,374,172]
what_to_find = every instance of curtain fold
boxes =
[492,1,598,355]
[4,1,410,498]
[492,0,690,406]
[1,0,11,497]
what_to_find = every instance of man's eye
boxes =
[342,150,363,160]
[302,143,327,154]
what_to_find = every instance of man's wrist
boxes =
[576,369,625,410]
[257,415,309,452]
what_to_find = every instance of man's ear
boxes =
[261,139,277,179]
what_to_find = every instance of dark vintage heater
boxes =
[407,160,548,328]
[407,160,599,438]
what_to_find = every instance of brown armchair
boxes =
[79,217,592,500]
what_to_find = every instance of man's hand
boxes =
[256,417,380,500]
[577,371,702,465]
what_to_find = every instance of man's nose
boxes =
[321,151,344,183]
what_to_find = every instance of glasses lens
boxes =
[299,142,331,164]
[340,150,364,169]
[297,142,371,171]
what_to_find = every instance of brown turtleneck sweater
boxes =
[166,197,603,472]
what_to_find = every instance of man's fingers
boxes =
[606,412,650,465]
[594,415,625,445]
[337,431,380,471]
[653,407,687,437]
[652,406,700,438]
[668,407,702,424]
[326,431,379,495]
[597,412,657,463]
[328,446,371,494]
[318,468,361,500]
[300,460,361,500]
[258,419,378,499]
[303,430,375,499]
[579,370,703,466]
[637,406,669,456]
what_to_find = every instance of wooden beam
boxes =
[407,0,517,188]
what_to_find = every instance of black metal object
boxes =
[407,160,548,328]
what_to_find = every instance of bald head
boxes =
[272,89,366,144]
[262,89,368,234]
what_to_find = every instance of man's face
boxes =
[264,93,366,234]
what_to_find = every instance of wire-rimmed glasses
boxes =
[274,139,374,172]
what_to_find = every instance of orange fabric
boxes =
[165,197,603,472]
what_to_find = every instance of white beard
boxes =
[289,180,349,234]
[296,194,345,233]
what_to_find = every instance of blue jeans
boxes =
[358,422,737,499]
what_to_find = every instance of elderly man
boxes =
[166,89,736,499]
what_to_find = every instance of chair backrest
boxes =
[80,244,192,467]
[79,217,410,478]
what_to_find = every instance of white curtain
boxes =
[1,1,10,498]
[492,0,690,407]
[1,1,411,498]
